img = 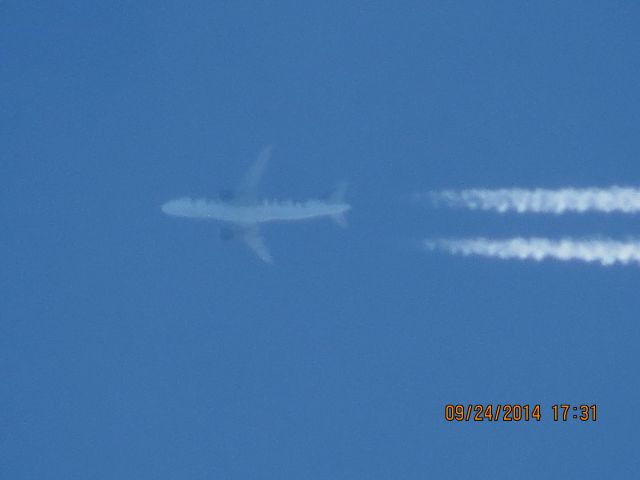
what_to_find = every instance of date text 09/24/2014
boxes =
[444,404,597,422]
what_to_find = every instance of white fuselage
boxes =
[161,197,351,225]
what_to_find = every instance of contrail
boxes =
[424,187,640,214]
[424,237,640,266]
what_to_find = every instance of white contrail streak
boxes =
[424,237,640,266]
[425,187,640,214]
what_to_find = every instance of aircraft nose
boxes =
[161,200,177,215]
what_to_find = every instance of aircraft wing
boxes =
[236,146,273,203]
[240,225,273,264]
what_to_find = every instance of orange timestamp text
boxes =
[444,404,598,422]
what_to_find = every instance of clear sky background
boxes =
[3,1,640,478]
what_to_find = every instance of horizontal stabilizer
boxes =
[330,212,348,228]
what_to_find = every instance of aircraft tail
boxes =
[328,182,348,227]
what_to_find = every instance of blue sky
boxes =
[3,1,640,478]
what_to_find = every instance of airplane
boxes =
[161,146,351,263]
